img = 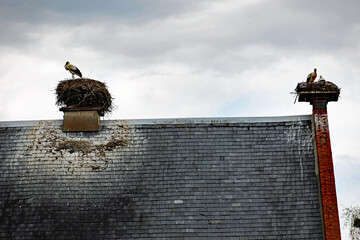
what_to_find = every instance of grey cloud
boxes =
[54,0,358,72]
[2,0,359,64]
[0,0,204,24]
[0,21,33,47]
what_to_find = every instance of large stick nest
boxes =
[295,80,340,93]
[55,78,113,114]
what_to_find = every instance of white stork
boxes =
[306,68,317,83]
[64,61,82,78]
[319,75,325,81]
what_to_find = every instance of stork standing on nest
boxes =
[65,61,82,79]
[306,68,317,83]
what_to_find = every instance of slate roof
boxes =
[0,116,323,239]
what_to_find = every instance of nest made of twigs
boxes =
[55,78,113,114]
[295,80,340,94]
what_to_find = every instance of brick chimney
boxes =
[297,80,341,240]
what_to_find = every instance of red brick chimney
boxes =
[297,80,341,240]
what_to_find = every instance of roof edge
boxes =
[0,115,312,127]
[118,115,312,125]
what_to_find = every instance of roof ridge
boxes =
[0,115,311,127]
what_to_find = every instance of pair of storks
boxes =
[65,61,322,83]
[307,68,325,83]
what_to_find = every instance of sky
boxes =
[0,0,359,238]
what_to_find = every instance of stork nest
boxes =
[55,78,113,114]
[295,80,340,94]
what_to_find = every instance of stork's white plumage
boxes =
[306,68,317,83]
[319,75,325,81]
[64,61,82,78]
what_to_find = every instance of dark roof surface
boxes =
[0,116,323,239]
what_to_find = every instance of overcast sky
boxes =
[1,0,359,238]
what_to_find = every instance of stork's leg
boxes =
[72,74,74,79]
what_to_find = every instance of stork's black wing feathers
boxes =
[73,68,82,77]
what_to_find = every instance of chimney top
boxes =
[295,80,340,104]
[55,78,113,132]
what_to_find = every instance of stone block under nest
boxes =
[294,80,340,103]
